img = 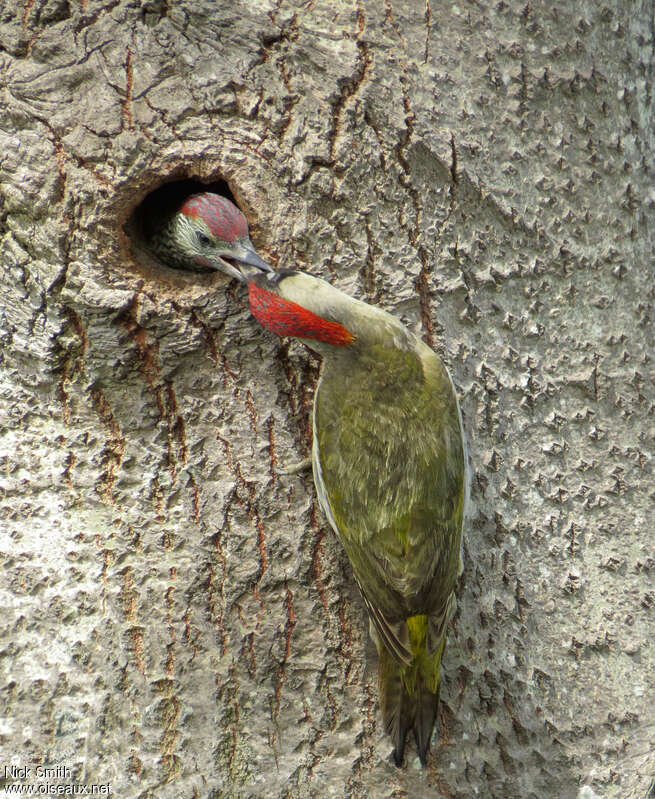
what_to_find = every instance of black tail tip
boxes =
[392,725,408,767]
[391,742,430,767]
[415,725,432,766]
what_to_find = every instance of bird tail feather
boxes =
[375,614,445,766]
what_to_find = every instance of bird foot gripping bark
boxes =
[277,457,312,476]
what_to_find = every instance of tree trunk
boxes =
[1,1,653,797]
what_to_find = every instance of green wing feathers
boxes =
[313,338,465,764]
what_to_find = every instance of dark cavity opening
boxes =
[126,177,235,273]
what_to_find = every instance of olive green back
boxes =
[314,338,465,623]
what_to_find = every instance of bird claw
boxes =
[277,457,312,476]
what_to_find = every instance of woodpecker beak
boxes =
[233,239,273,273]
[208,239,273,282]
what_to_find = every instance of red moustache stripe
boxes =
[248,282,354,346]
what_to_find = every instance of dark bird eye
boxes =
[196,231,211,246]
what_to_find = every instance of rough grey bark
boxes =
[0,1,653,798]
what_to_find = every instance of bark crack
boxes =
[326,0,373,167]
[272,580,297,728]
[90,385,125,503]
[424,0,432,64]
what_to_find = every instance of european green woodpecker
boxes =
[157,194,466,765]
[147,192,272,279]
[246,270,466,766]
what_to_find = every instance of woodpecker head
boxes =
[148,192,272,280]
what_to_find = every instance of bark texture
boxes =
[1,1,653,798]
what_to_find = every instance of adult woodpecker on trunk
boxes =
[154,193,466,765]
[246,270,466,766]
